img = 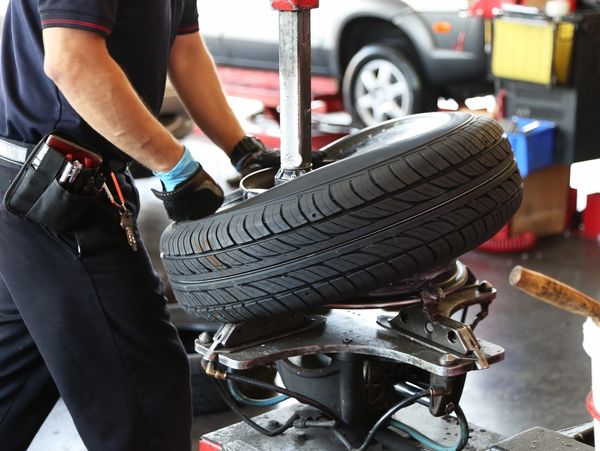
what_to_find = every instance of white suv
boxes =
[199,0,489,126]
[0,1,489,128]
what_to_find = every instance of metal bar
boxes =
[393,382,431,408]
[195,309,504,376]
[275,9,313,184]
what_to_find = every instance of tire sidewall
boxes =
[161,113,523,322]
[342,44,423,128]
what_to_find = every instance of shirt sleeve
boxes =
[38,0,119,38]
[177,0,199,35]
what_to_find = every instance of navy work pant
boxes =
[0,158,192,451]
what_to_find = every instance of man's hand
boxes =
[152,167,224,222]
[152,147,224,222]
[230,136,280,177]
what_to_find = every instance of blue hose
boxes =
[389,404,469,451]
[227,379,289,408]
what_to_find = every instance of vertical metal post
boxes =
[271,0,319,184]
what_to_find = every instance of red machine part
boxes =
[583,193,600,241]
[217,67,338,110]
[477,225,538,254]
[468,0,510,18]
[199,438,223,451]
[586,391,600,421]
[271,0,319,11]
[468,0,576,18]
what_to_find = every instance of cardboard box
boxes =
[521,0,548,8]
[510,164,570,236]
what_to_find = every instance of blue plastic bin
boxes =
[506,117,555,178]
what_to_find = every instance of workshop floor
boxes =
[27,122,600,450]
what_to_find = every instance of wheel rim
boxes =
[354,58,414,126]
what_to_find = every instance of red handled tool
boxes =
[271,0,319,11]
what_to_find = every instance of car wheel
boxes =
[160,112,523,323]
[343,44,424,128]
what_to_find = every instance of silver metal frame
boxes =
[195,308,504,377]
[275,9,314,184]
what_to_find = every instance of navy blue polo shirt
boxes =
[0,0,199,161]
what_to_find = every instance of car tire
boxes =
[343,44,425,128]
[160,113,522,323]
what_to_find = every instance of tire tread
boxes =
[162,115,523,321]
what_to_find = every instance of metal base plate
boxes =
[491,427,594,451]
[196,309,504,377]
[201,404,505,451]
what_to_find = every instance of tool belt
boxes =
[2,132,107,233]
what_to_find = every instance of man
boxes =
[0,0,274,449]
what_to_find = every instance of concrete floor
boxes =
[27,130,600,450]
[459,236,597,437]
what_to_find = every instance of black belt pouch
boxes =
[3,136,103,233]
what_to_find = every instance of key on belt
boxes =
[119,209,139,252]
[102,173,139,252]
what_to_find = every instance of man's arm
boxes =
[42,27,183,172]
[167,32,245,154]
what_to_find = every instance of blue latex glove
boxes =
[152,147,224,221]
[153,146,200,192]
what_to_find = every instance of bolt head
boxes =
[424,322,435,334]
[268,420,281,428]
[479,281,494,292]
[197,332,213,345]
[439,353,458,366]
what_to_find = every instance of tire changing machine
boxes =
[193,2,593,450]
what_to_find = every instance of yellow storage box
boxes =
[491,17,575,85]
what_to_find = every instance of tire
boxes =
[343,44,425,128]
[160,112,523,322]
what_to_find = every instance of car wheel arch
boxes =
[335,17,421,79]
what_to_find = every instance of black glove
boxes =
[230,136,280,177]
[152,166,224,222]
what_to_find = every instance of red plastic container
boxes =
[582,193,600,241]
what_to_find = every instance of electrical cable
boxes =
[332,428,355,450]
[227,372,341,422]
[333,390,429,451]
[214,380,298,437]
[389,404,469,451]
[226,378,289,408]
